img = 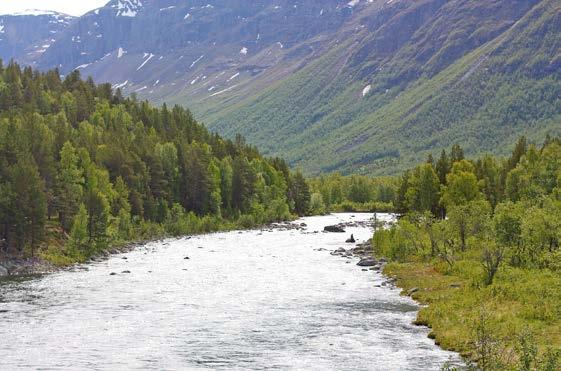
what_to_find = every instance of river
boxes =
[0,213,462,370]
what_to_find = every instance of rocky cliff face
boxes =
[0,10,74,66]
[33,0,367,98]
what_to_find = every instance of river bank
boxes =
[376,255,561,369]
[0,219,303,278]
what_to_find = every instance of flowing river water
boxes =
[0,213,462,370]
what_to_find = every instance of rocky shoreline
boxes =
[326,241,398,287]
[0,242,144,278]
[0,220,309,279]
[0,217,381,279]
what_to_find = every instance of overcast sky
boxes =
[0,0,109,16]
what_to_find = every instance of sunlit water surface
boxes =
[0,213,462,370]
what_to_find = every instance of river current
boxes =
[0,213,462,370]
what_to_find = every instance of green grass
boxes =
[384,253,561,365]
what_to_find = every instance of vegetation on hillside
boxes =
[0,61,311,265]
[372,138,561,369]
[198,0,561,176]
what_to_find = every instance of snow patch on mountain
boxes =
[137,53,154,70]
[210,84,238,97]
[362,84,371,97]
[113,80,129,89]
[112,0,143,18]
[190,55,204,68]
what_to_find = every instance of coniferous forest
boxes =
[0,61,310,264]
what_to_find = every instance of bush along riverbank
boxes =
[0,63,312,275]
[372,139,561,370]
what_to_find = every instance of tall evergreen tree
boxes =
[11,158,47,255]
[55,142,84,231]
[289,170,311,216]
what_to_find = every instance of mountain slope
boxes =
[0,10,75,66]
[36,0,367,100]
[5,0,561,175]
[188,0,561,175]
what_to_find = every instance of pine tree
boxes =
[85,190,110,249]
[450,144,465,164]
[507,136,527,171]
[55,142,84,231]
[436,149,450,185]
[11,158,47,255]
[67,204,89,255]
[232,156,256,213]
[289,170,311,216]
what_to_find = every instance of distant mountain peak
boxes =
[110,0,145,17]
[2,9,72,18]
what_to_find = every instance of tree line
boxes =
[0,61,311,263]
[307,174,397,214]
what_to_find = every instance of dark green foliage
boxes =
[10,157,47,255]
[0,62,304,259]
[289,171,311,216]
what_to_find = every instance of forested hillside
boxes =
[372,138,561,368]
[199,0,561,175]
[0,61,309,264]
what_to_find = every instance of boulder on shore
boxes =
[0,265,8,276]
[324,225,345,233]
[357,257,377,267]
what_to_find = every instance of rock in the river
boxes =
[357,257,377,267]
[121,270,131,274]
[0,265,8,276]
[345,234,356,243]
[324,225,345,233]
[110,272,117,276]
[184,256,190,260]
[331,247,346,255]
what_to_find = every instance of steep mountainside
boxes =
[193,0,561,175]
[0,10,75,66]
[36,0,364,99]
[5,0,561,174]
